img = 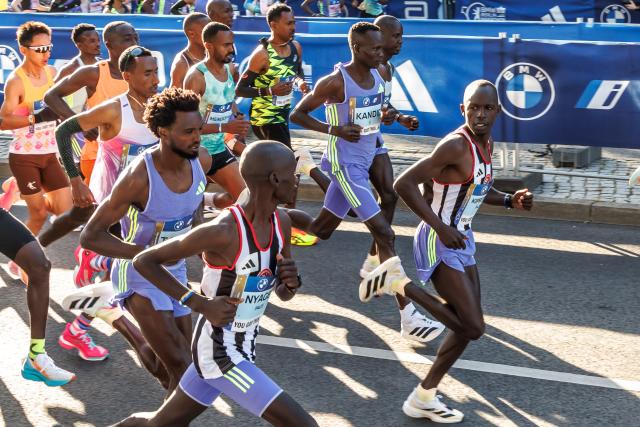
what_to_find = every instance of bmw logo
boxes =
[495,62,555,121]
[174,220,184,230]
[363,97,370,106]
[0,45,20,94]
[600,4,631,23]
[257,278,271,291]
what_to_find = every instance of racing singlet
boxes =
[430,126,493,232]
[250,40,299,126]
[193,205,285,379]
[89,94,158,203]
[319,0,341,16]
[322,62,385,170]
[10,67,57,155]
[195,62,236,155]
[112,148,207,293]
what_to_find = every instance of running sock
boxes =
[416,384,436,402]
[69,314,92,336]
[90,255,111,271]
[29,338,45,360]
[399,302,417,321]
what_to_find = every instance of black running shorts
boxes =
[207,148,237,176]
[251,123,291,149]
[0,208,37,260]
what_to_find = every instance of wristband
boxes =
[504,194,513,209]
[179,289,195,306]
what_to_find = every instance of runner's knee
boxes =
[378,188,398,209]
[373,224,395,249]
[464,318,485,341]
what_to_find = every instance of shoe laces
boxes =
[79,332,97,349]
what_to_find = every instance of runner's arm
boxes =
[235,49,270,98]
[183,68,219,136]
[80,163,148,259]
[301,0,319,15]
[290,74,342,134]
[275,209,300,301]
[169,55,188,88]
[0,77,29,130]
[485,187,533,210]
[44,65,99,121]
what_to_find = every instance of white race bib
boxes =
[205,102,233,124]
[153,215,193,245]
[271,76,295,107]
[455,180,493,231]
[349,93,383,135]
[227,273,275,332]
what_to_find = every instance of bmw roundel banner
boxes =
[1,14,639,149]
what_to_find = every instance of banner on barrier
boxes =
[456,0,640,24]
[0,24,638,148]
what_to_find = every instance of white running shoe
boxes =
[294,148,317,176]
[629,166,640,187]
[21,353,76,387]
[62,281,115,317]
[359,256,410,302]
[401,309,445,343]
[359,254,380,279]
[402,389,464,423]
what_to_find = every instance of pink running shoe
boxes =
[0,177,20,211]
[74,248,106,288]
[58,323,109,361]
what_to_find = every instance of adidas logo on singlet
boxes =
[238,253,260,275]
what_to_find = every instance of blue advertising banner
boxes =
[0,19,639,148]
[456,0,640,24]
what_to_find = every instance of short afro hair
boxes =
[202,21,231,43]
[348,22,380,46]
[16,21,51,47]
[266,3,292,23]
[71,23,96,44]
[144,87,201,138]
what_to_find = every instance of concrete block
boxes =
[591,202,640,226]
[552,145,601,168]
[493,172,543,193]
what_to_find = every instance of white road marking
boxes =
[257,335,640,392]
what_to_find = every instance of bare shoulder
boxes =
[197,146,212,172]
[433,132,468,157]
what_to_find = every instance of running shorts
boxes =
[9,153,69,196]
[320,159,381,221]
[179,361,283,417]
[0,208,37,260]
[207,147,237,176]
[413,222,477,283]
[251,123,291,149]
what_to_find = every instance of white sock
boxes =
[415,384,436,402]
[400,302,416,321]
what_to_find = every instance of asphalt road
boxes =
[1,201,639,427]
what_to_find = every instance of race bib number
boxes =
[227,273,276,332]
[205,102,233,124]
[152,215,193,245]
[121,141,158,169]
[271,76,295,107]
[349,93,382,135]
[454,180,493,231]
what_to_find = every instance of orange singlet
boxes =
[80,60,129,184]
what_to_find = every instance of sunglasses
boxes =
[26,44,53,54]
[121,46,146,72]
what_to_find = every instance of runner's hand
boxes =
[512,188,533,210]
[276,254,300,292]
[83,128,99,141]
[381,107,399,125]
[271,81,293,96]
[200,296,242,327]
[298,80,310,95]
[435,224,467,250]
[335,124,362,142]
[398,114,419,131]
[70,177,95,208]
[222,119,250,137]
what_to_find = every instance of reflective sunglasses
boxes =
[26,44,53,54]
[121,46,146,71]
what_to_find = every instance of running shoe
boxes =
[359,254,380,279]
[0,177,20,211]
[402,389,464,423]
[21,353,76,387]
[74,248,106,288]
[291,227,318,246]
[294,148,317,176]
[401,309,445,343]
[629,166,640,187]
[58,323,109,361]
[359,256,411,302]
[7,260,21,280]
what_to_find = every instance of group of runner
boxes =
[0,2,538,424]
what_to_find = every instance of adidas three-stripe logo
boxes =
[408,326,439,340]
[364,271,387,300]
[68,296,101,310]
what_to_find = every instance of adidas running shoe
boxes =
[359,254,380,279]
[58,323,109,361]
[359,256,410,302]
[401,309,445,343]
[291,227,318,246]
[402,389,464,423]
[21,353,76,387]
[74,248,106,288]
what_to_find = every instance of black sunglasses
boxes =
[121,46,146,72]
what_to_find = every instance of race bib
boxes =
[204,102,233,124]
[349,93,383,135]
[271,76,295,107]
[328,0,341,16]
[121,141,158,169]
[227,273,276,332]
[152,215,193,245]
[454,179,493,231]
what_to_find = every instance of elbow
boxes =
[392,177,407,199]
[79,227,98,252]
[290,108,302,126]
[131,252,147,273]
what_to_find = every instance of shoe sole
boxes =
[402,325,446,343]
[21,368,76,387]
[58,336,109,362]
[402,400,464,423]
